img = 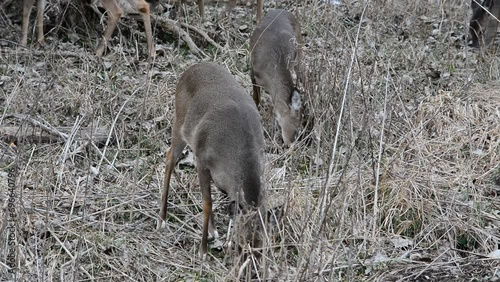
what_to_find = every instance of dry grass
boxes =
[0,0,499,281]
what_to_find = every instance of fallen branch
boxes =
[1,116,110,144]
[150,14,207,57]
[4,114,69,141]
[179,21,224,51]
[5,48,92,58]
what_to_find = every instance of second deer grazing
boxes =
[158,62,266,257]
[469,0,500,48]
[250,9,303,147]
[20,0,155,58]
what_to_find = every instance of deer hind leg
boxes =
[96,0,123,57]
[21,0,37,46]
[197,0,204,20]
[256,0,263,23]
[131,0,155,58]
[251,70,261,107]
[485,0,500,48]
[198,164,213,258]
[158,128,187,229]
[469,0,486,47]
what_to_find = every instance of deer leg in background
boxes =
[484,0,500,48]
[96,0,123,57]
[131,0,155,57]
[35,0,46,45]
[21,0,43,46]
[256,0,263,23]
[197,0,204,19]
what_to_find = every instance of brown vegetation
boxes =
[0,0,499,281]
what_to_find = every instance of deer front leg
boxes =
[35,0,46,45]
[21,0,37,46]
[134,0,156,58]
[256,0,263,24]
[96,0,123,57]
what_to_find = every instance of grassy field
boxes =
[0,0,499,281]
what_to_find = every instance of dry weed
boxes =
[0,0,499,281]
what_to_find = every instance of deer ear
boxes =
[290,89,302,112]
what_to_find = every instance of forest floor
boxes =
[0,0,499,281]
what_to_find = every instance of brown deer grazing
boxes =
[249,9,303,147]
[469,0,500,48]
[20,0,155,58]
[157,62,266,257]
[175,0,263,23]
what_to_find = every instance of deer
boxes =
[469,0,500,48]
[175,0,263,23]
[157,62,266,257]
[249,9,303,147]
[20,0,156,58]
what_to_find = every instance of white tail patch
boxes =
[290,89,302,112]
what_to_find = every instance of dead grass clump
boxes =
[381,80,499,249]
